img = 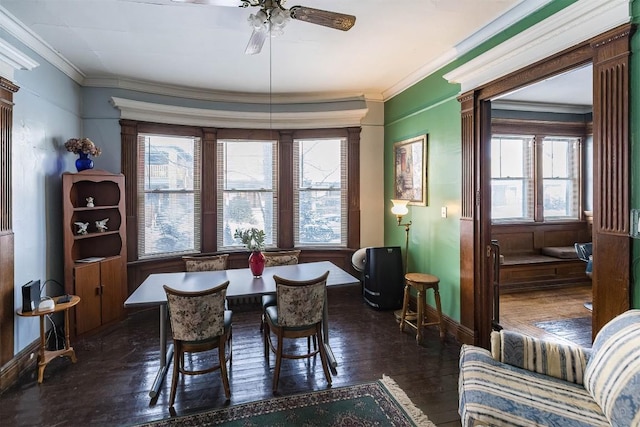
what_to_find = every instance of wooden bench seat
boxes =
[499,253,589,293]
[492,222,592,293]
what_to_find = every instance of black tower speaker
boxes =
[363,246,404,310]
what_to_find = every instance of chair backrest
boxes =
[574,242,592,263]
[164,281,229,341]
[264,250,301,267]
[183,254,229,272]
[274,271,329,327]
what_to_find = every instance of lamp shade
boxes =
[391,199,409,216]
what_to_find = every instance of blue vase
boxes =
[75,152,94,172]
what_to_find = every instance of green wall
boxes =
[381,0,621,323]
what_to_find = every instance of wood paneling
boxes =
[0,78,18,367]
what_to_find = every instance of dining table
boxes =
[124,260,360,399]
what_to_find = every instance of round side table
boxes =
[17,295,80,383]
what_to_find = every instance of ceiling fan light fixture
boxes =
[248,10,268,29]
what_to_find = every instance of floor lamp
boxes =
[391,199,411,274]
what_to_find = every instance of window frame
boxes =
[216,138,279,250]
[293,137,348,247]
[490,119,588,224]
[136,131,202,259]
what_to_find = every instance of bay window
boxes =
[122,121,360,260]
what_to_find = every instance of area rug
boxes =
[534,316,592,348]
[136,375,434,427]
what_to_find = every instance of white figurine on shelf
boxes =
[86,197,94,208]
[74,222,89,235]
[95,218,109,232]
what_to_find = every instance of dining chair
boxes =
[182,254,229,272]
[260,250,301,331]
[263,271,331,393]
[163,281,232,407]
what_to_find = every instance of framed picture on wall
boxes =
[393,134,427,206]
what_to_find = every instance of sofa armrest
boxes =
[490,330,590,384]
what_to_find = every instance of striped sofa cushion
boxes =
[584,310,640,427]
[459,345,609,427]
[490,330,590,385]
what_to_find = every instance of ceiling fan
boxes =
[171,0,356,55]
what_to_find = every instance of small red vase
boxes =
[248,251,266,278]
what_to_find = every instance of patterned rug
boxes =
[534,316,592,348]
[136,375,434,427]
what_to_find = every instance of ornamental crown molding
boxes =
[0,5,81,82]
[0,37,38,81]
[444,0,630,92]
[383,0,554,100]
[109,97,369,130]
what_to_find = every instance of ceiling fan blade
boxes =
[289,6,355,31]
[245,28,268,55]
[171,0,244,6]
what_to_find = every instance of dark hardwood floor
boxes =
[0,285,463,426]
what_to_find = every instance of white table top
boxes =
[124,261,359,308]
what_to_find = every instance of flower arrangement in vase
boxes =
[64,137,102,172]
[234,227,266,277]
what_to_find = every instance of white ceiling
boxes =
[494,64,593,112]
[1,0,540,100]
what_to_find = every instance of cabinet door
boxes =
[100,257,124,325]
[74,262,102,335]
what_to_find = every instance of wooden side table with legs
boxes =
[16,295,80,383]
[399,273,445,343]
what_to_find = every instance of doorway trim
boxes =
[455,23,633,348]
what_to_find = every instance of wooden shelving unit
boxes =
[62,170,127,336]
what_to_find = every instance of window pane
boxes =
[543,179,573,217]
[143,136,194,191]
[218,140,277,249]
[295,138,347,246]
[491,136,525,178]
[143,192,196,255]
[301,140,341,187]
[221,191,274,247]
[491,179,525,219]
[543,139,569,177]
[223,141,274,190]
[299,190,342,244]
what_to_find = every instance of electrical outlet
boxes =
[441,207,447,218]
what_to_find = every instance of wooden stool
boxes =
[400,273,445,343]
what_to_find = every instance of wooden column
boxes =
[0,78,19,367]
[347,127,361,249]
[120,119,138,263]
[458,92,477,344]
[590,25,633,334]
[201,127,218,253]
[278,130,294,248]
